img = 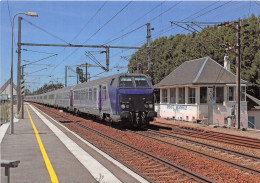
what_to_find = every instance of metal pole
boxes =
[10,17,15,134]
[10,13,25,134]
[106,48,109,71]
[65,66,67,87]
[147,23,151,73]
[236,19,241,129]
[16,17,22,117]
[86,62,88,82]
[21,66,25,119]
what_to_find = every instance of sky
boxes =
[1,0,259,92]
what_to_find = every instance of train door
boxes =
[98,85,102,113]
[70,90,73,107]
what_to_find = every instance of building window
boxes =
[170,88,176,103]
[188,87,196,104]
[248,116,255,129]
[162,89,167,103]
[179,87,185,104]
[200,87,207,104]
[241,86,246,101]
[228,87,235,101]
[216,87,224,103]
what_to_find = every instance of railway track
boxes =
[152,122,260,149]
[128,129,260,175]
[32,103,215,182]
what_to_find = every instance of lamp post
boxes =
[10,12,38,134]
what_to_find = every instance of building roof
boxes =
[154,57,247,88]
[0,78,17,94]
[246,93,260,110]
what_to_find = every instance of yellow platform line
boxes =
[26,105,59,183]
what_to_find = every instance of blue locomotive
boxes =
[25,73,157,127]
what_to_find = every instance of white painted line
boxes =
[29,103,149,183]
[0,123,10,144]
[29,104,122,183]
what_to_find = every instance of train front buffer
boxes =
[119,91,157,127]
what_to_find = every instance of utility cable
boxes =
[21,49,57,55]
[69,1,107,44]
[103,0,166,44]
[23,18,70,44]
[148,1,183,23]
[104,24,146,45]
[52,1,133,72]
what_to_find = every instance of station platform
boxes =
[1,103,148,183]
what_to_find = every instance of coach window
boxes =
[93,88,97,101]
[102,86,107,101]
[89,88,92,100]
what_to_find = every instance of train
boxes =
[25,73,157,127]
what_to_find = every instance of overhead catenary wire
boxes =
[104,24,146,45]
[52,1,133,72]
[21,49,57,55]
[6,0,12,27]
[23,18,70,44]
[103,0,167,44]
[107,0,233,69]
[69,1,108,44]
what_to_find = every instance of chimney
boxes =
[224,53,230,71]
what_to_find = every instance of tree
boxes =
[129,15,260,98]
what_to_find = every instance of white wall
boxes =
[248,110,260,129]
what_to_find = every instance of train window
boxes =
[102,86,107,101]
[89,88,92,100]
[119,77,133,87]
[93,88,97,101]
[83,89,87,100]
[86,89,89,100]
[134,77,150,87]
[74,91,78,100]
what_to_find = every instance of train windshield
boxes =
[134,77,150,87]
[119,77,133,87]
[119,76,150,87]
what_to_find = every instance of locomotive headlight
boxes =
[149,104,153,109]
[125,104,130,108]
[144,104,148,108]
[121,104,126,109]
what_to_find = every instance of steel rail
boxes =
[153,122,260,143]
[74,122,216,183]
[152,122,260,148]
[129,130,260,175]
[147,128,260,161]
[172,129,260,149]
[32,103,215,183]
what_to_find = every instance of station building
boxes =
[154,57,249,128]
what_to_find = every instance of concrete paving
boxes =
[1,103,148,183]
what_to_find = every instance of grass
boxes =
[0,102,10,123]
